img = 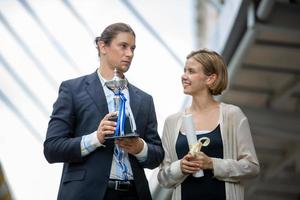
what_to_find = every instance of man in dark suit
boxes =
[44,22,164,200]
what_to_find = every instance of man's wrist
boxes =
[134,139,148,162]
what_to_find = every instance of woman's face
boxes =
[181,57,211,96]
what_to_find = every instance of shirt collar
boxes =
[97,69,107,87]
[97,68,129,89]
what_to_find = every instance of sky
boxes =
[0,0,196,199]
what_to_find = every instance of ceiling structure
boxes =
[212,0,300,199]
[1,0,299,199]
[0,1,194,199]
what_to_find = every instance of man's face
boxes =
[101,32,136,74]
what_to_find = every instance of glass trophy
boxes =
[104,68,139,139]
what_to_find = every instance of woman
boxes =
[157,49,260,200]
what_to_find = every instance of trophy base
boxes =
[104,133,139,140]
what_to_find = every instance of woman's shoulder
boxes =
[220,102,246,118]
[165,110,184,123]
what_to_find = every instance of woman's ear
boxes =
[206,74,217,85]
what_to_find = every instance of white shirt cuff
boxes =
[81,131,105,157]
[134,139,148,162]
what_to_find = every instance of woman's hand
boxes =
[180,152,213,174]
[193,151,214,170]
[180,153,201,174]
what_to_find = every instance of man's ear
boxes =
[98,41,107,55]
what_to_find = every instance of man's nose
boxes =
[126,48,133,57]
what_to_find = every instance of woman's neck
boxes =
[189,93,219,113]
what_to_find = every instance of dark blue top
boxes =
[176,125,226,200]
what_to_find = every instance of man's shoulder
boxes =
[62,71,96,87]
[128,84,152,98]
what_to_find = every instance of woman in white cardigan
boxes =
[157,49,260,200]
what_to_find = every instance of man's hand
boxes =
[96,112,117,144]
[115,137,144,155]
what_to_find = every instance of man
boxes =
[44,22,164,200]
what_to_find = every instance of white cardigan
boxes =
[157,103,260,200]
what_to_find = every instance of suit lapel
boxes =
[128,84,141,119]
[85,74,141,125]
[85,71,109,117]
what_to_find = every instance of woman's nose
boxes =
[181,73,188,80]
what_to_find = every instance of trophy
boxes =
[104,68,139,139]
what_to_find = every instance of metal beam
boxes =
[61,0,95,38]
[0,12,58,89]
[0,89,42,142]
[17,0,81,73]
[120,0,184,67]
[0,53,50,117]
[225,1,256,83]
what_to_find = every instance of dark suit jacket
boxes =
[44,71,164,200]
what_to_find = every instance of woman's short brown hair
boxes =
[187,49,228,95]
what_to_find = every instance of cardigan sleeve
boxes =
[157,116,188,188]
[212,116,260,182]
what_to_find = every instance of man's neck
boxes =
[98,66,125,80]
[98,66,114,80]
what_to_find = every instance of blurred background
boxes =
[0,0,299,200]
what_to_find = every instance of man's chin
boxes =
[117,65,130,73]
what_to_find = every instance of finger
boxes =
[101,120,117,127]
[183,162,199,169]
[184,154,195,161]
[181,164,199,174]
[182,159,200,168]
[182,164,200,172]
[109,112,118,119]
[102,124,116,131]
[117,141,132,148]
[101,130,115,135]
[103,112,117,120]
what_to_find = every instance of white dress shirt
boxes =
[80,69,148,180]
